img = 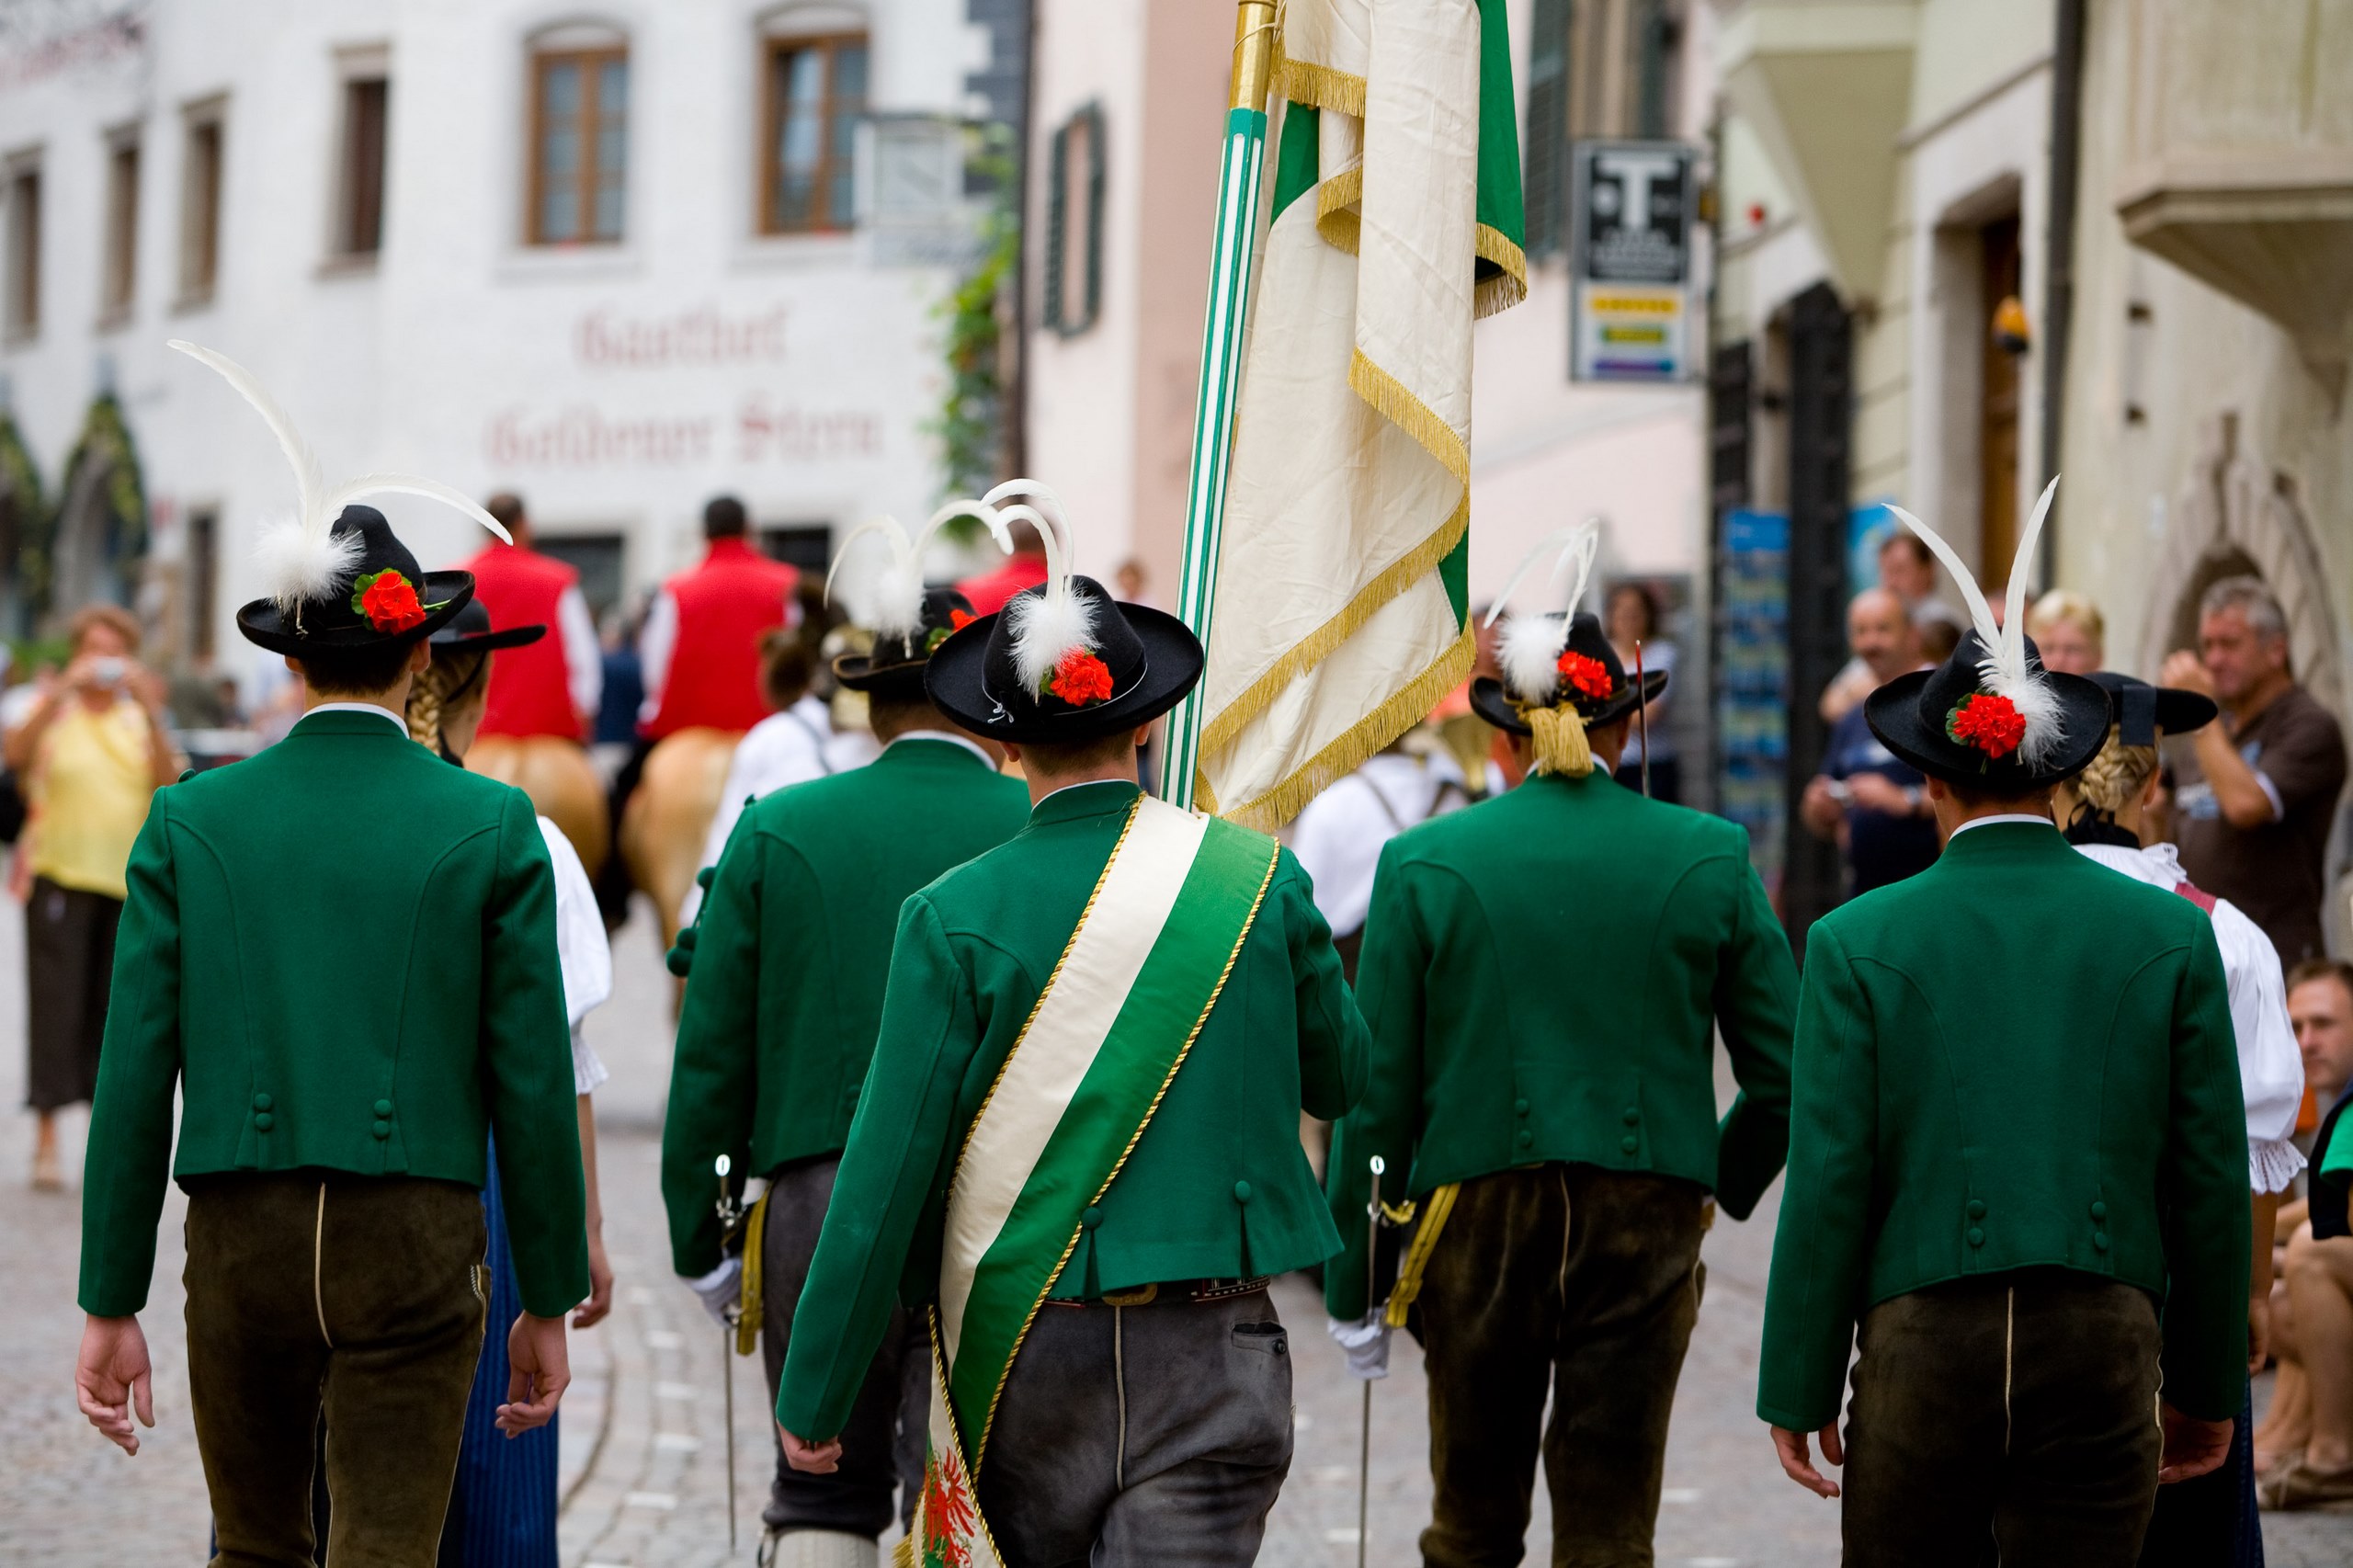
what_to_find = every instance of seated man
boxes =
[2261,959,2353,1509]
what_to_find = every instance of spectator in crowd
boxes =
[595,601,645,751]
[1112,556,1161,612]
[2163,576,2349,964]
[1820,529,1966,722]
[2026,588,2106,676]
[6,606,181,1188]
[2256,960,2353,1483]
[1604,580,1679,802]
[1289,729,1468,982]
[1800,588,1938,896]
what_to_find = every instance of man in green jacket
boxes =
[776,489,1369,1568]
[663,563,1028,1568]
[1759,502,2251,1565]
[1324,568,1798,1566]
[73,473,585,1562]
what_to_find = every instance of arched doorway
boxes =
[49,393,147,632]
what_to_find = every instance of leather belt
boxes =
[1044,1276,1273,1309]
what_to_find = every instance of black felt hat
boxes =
[1864,630,2112,789]
[926,574,1203,744]
[1471,610,1669,736]
[429,597,546,654]
[236,505,474,656]
[835,585,976,698]
[2085,670,2216,745]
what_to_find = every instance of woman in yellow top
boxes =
[6,605,181,1188]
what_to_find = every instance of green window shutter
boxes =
[1635,0,1676,142]
[1042,104,1103,336]
[1524,0,1571,259]
[1043,119,1070,333]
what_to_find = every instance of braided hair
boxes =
[405,646,489,760]
[2061,723,2159,846]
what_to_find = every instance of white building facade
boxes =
[0,0,1010,678]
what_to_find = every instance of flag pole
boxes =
[1159,1,1279,810]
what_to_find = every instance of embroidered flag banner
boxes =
[1193,0,1525,829]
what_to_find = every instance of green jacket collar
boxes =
[878,733,996,773]
[1026,778,1141,828]
[1937,817,2065,864]
[290,707,410,742]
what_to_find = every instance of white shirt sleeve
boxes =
[2211,896,2308,1192]
[557,585,603,722]
[636,589,678,729]
[537,815,615,1095]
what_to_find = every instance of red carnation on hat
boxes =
[352,568,426,634]
[1556,650,1613,701]
[1948,692,2027,758]
[949,608,974,631]
[1049,648,1114,706]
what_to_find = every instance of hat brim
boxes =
[2151,688,2218,734]
[237,573,476,656]
[925,604,1205,744]
[433,620,545,653]
[833,651,932,697]
[1864,669,2113,788]
[1470,669,1670,736]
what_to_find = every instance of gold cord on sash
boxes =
[735,1189,769,1358]
[1383,1181,1460,1328]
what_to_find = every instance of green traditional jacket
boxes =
[662,734,1032,1277]
[776,778,1370,1439]
[1324,768,1798,1320]
[79,709,587,1319]
[1757,820,2251,1431]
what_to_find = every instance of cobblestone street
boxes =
[6,897,2349,1565]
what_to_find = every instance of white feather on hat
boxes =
[980,478,1096,698]
[1884,475,2066,769]
[1483,519,1603,705]
[168,340,510,613]
[825,501,1012,637]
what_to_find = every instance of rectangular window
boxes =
[762,34,868,233]
[1042,104,1103,335]
[180,107,224,303]
[6,157,40,339]
[1524,0,1570,258]
[102,136,139,320]
[529,48,627,244]
[337,76,389,256]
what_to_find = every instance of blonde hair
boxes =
[2072,724,2160,815]
[405,648,488,754]
[2027,589,2105,645]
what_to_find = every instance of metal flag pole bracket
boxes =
[715,1153,741,1554]
[1358,1153,1385,1568]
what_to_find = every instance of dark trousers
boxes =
[1843,1269,2164,1568]
[439,1147,560,1568]
[759,1157,926,1539]
[25,876,120,1110]
[1416,1165,1707,1568]
[978,1286,1294,1568]
[2137,1380,2262,1568]
[186,1172,487,1568]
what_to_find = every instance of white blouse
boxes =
[537,815,614,1096]
[2075,840,2306,1193]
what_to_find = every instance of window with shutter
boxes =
[1042,104,1103,335]
[1524,0,1570,259]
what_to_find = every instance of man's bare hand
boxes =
[1770,1421,1843,1499]
[781,1426,843,1474]
[495,1312,572,1437]
[574,1230,615,1330]
[2158,1403,2233,1484]
[1800,777,1844,837]
[2159,650,2214,698]
[75,1314,154,1455]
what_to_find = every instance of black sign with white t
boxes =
[1574,142,1693,286]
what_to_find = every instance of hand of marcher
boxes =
[1769,1421,1843,1499]
[2158,650,2213,698]
[2157,1402,2233,1483]
[1326,1314,1391,1381]
[574,1226,615,1329]
[74,1314,155,1455]
[686,1256,742,1327]
[781,1425,843,1474]
[495,1312,572,1437]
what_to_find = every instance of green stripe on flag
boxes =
[949,817,1276,1452]
[1272,103,1320,218]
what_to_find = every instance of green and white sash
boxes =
[904,795,1279,1568]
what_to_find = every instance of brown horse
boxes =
[619,727,741,948]
[468,735,611,878]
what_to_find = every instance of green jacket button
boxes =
[665,946,693,977]
[1623,1107,1641,1125]
[1620,1134,1639,1154]
[372,1099,392,1118]
[1233,1180,1253,1204]
[254,1112,274,1132]
[1081,1205,1102,1229]
[1514,1098,1529,1116]
[1967,1199,1986,1219]
[252,1093,273,1111]
[2093,1232,2109,1252]
[697,865,716,890]
[2090,1200,2108,1221]
[177,768,199,784]
[1967,1227,1984,1247]
[372,1119,391,1139]
[1517,1129,1534,1149]
[677,926,699,951]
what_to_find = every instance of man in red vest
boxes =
[952,517,1048,616]
[461,493,603,741]
[638,495,801,739]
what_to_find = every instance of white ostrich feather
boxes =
[979,479,1096,695]
[1483,520,1603,702]
[1884,474,2067,768]
[169,340,510,612]
[826,505,1012,636]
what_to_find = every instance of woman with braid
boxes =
[2055,670,2305,1568]
[404,599,619,1568]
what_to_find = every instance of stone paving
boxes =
[6,895,2351,1564]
